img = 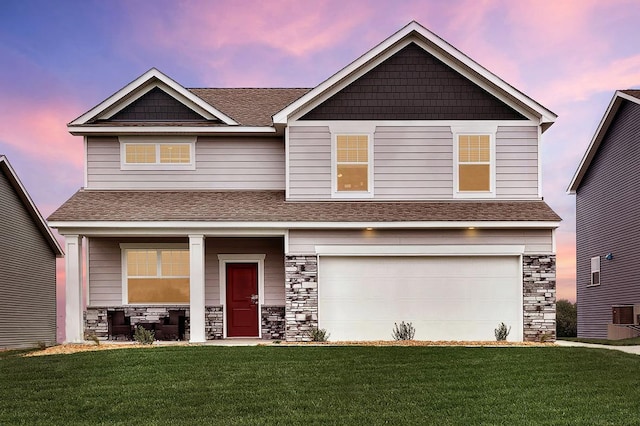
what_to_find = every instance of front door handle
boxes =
[250,294,259,305]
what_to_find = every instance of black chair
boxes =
[108,311,132,340]
[156,310,184,340]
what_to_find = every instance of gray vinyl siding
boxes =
[288,228,553,254]
[86,136,285,190]
[576,100,640,338]
[88,237,284,307]
[0,172,57,349]
[288,126,332,199]
[496,127,539,198]
[287,125,539,200]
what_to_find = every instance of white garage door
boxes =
[319,256,522,341]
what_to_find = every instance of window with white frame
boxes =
[120,137,195,170]
[123,248,190,304]
[590,256,601,286]
[334,134,371,195]
[452,126,497,198]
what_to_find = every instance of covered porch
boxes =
[61,233,286,343]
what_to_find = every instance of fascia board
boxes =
[273,21,556,126]
[0,156,64,256]
[567,91,640,193]
[49,220,561,235]
[68,68,238,126]
[68,126,276,136]
[315,244,526,256]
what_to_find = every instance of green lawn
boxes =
[1,346,640,425]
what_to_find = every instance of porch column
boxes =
[189,235,206,342]
[64,235,84,343]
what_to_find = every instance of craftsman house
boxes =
[1,155,63,349]
[568,90,640,339]
[49,21,560,343]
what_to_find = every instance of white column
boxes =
[189,235,206,343]
[64,235,84,343]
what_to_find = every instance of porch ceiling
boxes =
[48,190,561,223]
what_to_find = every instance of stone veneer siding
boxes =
[522,255,557,342]
[262,306,286,340]
[284,253,557,342]
[205,306,224,340]
[285,255,318,341]
[85,306,191,341]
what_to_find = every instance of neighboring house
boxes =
[49,21,560,343]
[568,90,640,339]
[0,155,63,349]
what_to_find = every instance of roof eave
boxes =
[68,125,277,136]
[68,68,239,127]
[0,156,64,257]
[567,91,640,193]
[273,21,556,127]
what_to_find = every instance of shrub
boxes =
[85,332,100,346]
[494,322,511,341]
[392,321,415,341]
[556,299,577,337]
[308,328,330,342]
[133,326,155,345]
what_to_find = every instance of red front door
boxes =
[226,263,259,337]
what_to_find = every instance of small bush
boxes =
[494,322,511,341]
[133,326,155,345]
[308,328,330,342]
[392,321,415,341]
[85,332,100,346]
[556,299,577,337]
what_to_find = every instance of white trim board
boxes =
[69,68,237,126]
[69,125,275,136]
[273,21,556,128]
[315,245,526,256]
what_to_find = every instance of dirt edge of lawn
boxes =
[23,340,555,356]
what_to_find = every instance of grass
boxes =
[561,336,640,346]
[1,346,640,425]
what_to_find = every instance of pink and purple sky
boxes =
[2,1,640,339]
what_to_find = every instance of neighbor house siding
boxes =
[87,237,285,307]
[0,172,57,349]
[287,125,539,200]
[576,100,640,338]
[288,228,553,254]
[86,136,285,190]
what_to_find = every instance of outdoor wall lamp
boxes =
[605,253,614,260]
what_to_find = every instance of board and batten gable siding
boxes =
[288,228,553,255]
[576,100,640,339]
[0,171,57,349]
[287,125,539,200]
[86,136,285,190]
[87,237,285,307]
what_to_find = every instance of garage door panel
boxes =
[319,256,522,341]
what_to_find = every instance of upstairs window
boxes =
[590,256,600,286]
[333,134,372,197]
[120,137,195,170]
[453,128,496,198]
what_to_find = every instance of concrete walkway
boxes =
[555,339,640,355]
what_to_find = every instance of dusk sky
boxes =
[2,0,640,334]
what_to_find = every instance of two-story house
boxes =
[49,21,560,343]
[568,90,640,339]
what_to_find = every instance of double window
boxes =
[122,246,190,304]
[333,133,373,197]
[120,137,196,170]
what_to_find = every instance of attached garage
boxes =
[318,248,523,341]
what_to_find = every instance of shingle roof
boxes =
[621,89,640,100]
[48,190,561,223]
[188,88,310,126]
